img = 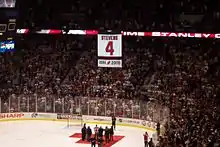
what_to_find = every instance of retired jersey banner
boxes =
[98,34,122,57]
[97,34,122,68]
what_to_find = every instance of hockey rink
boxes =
[0,120,155,147]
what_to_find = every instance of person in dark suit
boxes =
[105,126,110,143]
[81,124,87,141]
[87,126,92,141]
[90,137,96,147]
[112,116,116,130]
[156,122,160,136]
[98,136,104,147]
[110,126,114,141]
[98,126,104,138]
[148,138,155,147]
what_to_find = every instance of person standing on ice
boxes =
[156,122,160,136]
[87,126,92,141]
[112,115,116,130]
[81,123,87,141]
[94,125,99,140]
[144,132,149,147]
[104,126,110,143]
[98,126,104,138]
[98,136,104,147]
[90,137,96,147]
[110,126,114,141]
[148,138,155,147]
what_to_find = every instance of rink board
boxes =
[0,118,156,132]
[0,113,157,132]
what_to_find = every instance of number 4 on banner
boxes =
[105,41,114,55]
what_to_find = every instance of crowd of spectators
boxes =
[17,0,220,32]
[1,36,219,147]
[145,38,220,147]
[0,0,220,146]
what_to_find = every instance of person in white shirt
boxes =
[94,125,99,140]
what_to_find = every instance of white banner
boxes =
[83,115,111,122]
[98,34,122,57]
[98,59,122,68]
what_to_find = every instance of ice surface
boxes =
[0,121,155,147]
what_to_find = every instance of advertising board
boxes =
[0,113,157,132]
[0,113,24,119]
[31,112,57,119]
[57,114,82,120]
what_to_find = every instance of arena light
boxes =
[16,29,220,39]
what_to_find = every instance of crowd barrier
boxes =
[0,96,169,123]
[0,96,169,134]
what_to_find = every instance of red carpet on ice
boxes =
[70,133,125,147]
